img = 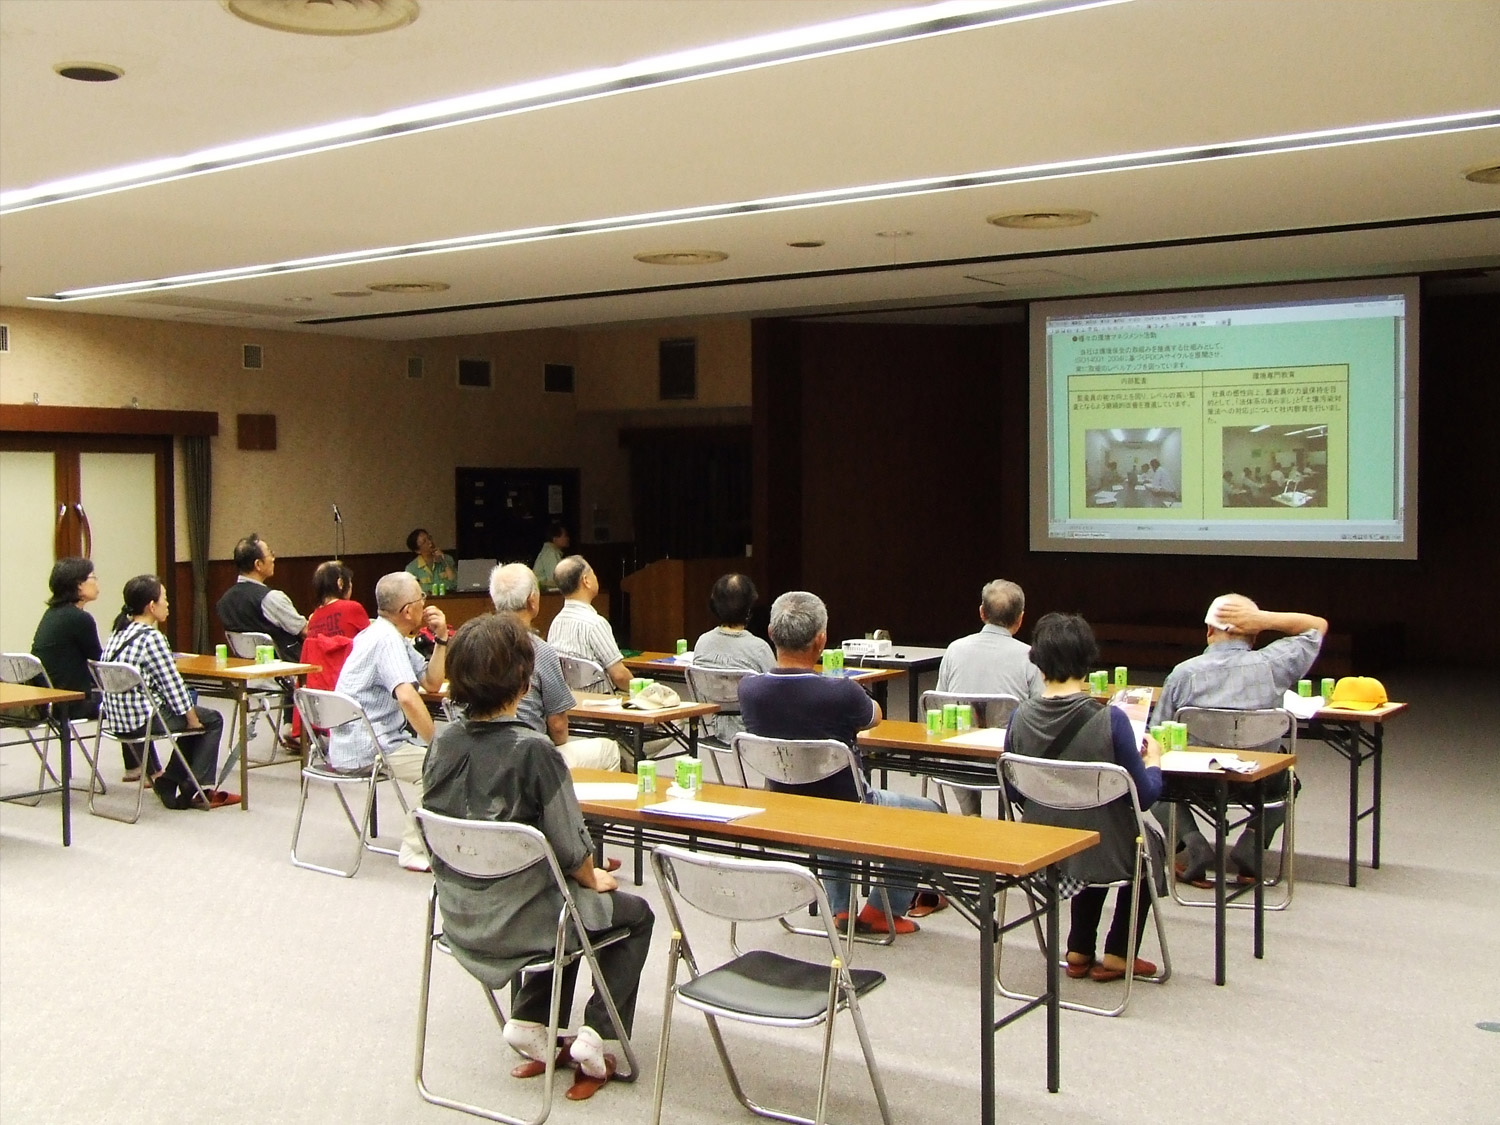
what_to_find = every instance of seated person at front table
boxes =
[30,556,103,723]
[422,613,653,1099]
[405,527,457,595]
[1006,612,1163,983]
[1154,594,1326,886]
[738,591,944,935]
[488,563,622,774]
[328,572,449,872]
[935,578,1042,817]
[216,533,307,662]
[546,556,630,694]
[305,561,370,640]
[101,575,233,809]
[532,522,570,587]
[693,573,775,744]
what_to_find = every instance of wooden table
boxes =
[1297,702,1408,886]
[624,651,903,716]
[838,645,947,721]
[0,683,86,846]
[570,767,1098,1125]
[566,691,717,768]
[175,654,318,811]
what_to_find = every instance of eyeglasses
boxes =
[399,598,426,614]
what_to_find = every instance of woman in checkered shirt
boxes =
[100,575,235,810]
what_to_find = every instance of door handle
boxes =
[74,503,92,559]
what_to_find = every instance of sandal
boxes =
[1065,953,1096,980]
[565,1054,616,1101]
[906,891,948,918]
[511,1044,573,1079]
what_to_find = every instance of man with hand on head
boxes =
[328,571,448,872]
[1155,593,1327,885]
[547,556,630,694]
[217,533,307,662]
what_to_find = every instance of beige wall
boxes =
[0,306,750,561]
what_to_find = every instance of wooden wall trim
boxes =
[0,404,219,437]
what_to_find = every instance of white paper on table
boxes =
[641,798,763,822]
[573,782,640,802]
[1281,690,1324,719]
[1160,750,1257,774]
[941,728,1008,749]
[1109,688,1153,746]
[236,661,305,675]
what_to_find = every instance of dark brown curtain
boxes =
[183,435,212,653]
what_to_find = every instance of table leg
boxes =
[1214,781,1228,986]
[1253,782,1265,959]
[1370,724,1383,870]
[633,724,646,887]
[59,715,73,847]
[1045,868,1060,1094]
[978,872,996,1125]
[687,716,699,758]
[1346,724,1360,887]
[906,670,920,722]
[238,684,250,811]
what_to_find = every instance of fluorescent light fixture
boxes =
[33,107,1500,302]
[1110,429,1126,441]
[0,0,1126,215]
[1249,425,1272,433]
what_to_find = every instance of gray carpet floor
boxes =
[2,669,1497,1124]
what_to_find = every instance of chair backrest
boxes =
[730,732,865,798]
[414,809,559,881]
[0,652,49,687]
[919,690,1021,729]
[557,653,609,693]
[294,686,389,768]
[1000,752,1137,814]
[653,843,829,927]
[227,630,274,659]
[684,665,754,711]
[1177,707,1295,753]
[88,659,147,697]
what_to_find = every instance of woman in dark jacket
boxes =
[30,556,103,721]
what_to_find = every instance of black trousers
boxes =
[120,707,224,796]
[511,891,655,1040]
[1068,876,1151,960]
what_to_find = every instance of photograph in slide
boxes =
[1086,428,1182,508]
[1221,425,1329,509]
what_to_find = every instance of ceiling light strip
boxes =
[0,0,1123,215]
[34,109,1500,303]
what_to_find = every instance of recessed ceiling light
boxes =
[787,240,826,248]
[986,209,1096,229]
[1463,161,1500,184]
[54,62,123,83]
[633,251,729,266]
[222,0,420,37]
[367,281,450,293]
[875,229,913,238]
[5,1,1124,213]
[331,289,373,297]
[282,295,314,303]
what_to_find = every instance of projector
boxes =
[842,638,893,659]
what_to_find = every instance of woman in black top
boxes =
[30,558,103,725]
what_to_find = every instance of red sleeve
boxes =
[344,601,371,637]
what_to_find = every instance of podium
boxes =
[621,558,745,653]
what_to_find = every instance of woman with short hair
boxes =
[31,556,103,718]
[404,528,456,595]
[305,561,370,640]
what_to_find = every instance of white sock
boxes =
[502,1019,550,1063]
[569,1025,609,1079]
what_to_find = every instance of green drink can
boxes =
[675,638,687,655]
[214,643,228,662]
[636,760,657,798]
[942,703,958,729]
[1321,677,1335,698]
[821,652,837,676]
[1150,724,1164,746]
[1114,666,1128,688]
[1172,722,1189,751]
[630,677,650,697]
[1297,679,1312,697]
[675,757,702,793]
[255,644,273,664]
[926,709,943,734]
[956,703,973,731]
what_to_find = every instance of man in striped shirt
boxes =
[545,556,630,694]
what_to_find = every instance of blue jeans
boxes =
[823,788,943,916]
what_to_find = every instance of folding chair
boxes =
[413,810,640,1124]
[85,660,210,824]
[290,687,411,878]
[683,665,757,786]
[650,844,892,1125]
[1171,706,1297,910]
[996,752,1171,1017]
[730,732,903,947]
[225,630,296,762]
[0,652,103,805]
[557,654,610,695]
[917,689,1021,812]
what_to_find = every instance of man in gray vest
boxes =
[216,533,307,662]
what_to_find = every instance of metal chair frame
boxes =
[289,687,411,878]
[649,844,893,1125]
[225,630,297,765]
[683,665,757,786]
[0,653,103,805]
[413,810,639,1125]
[730,732,902,948]
[996,752,1172,1018]
[556,653,611,695]
[1169,706,1297,911]
[85,660,209,824]
[917,689,1021,812]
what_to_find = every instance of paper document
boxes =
[573,783,640,802]
[641,799,763,822]
[1109,687,1154,747]
[941,728,1008,749]
[237,661,305,675]
[1281,690,1324,719]
[1161,750,1258,774]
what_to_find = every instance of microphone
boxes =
[332,504,342,523]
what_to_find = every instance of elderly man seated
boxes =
[739,591,944,935]
[547,556,630,694]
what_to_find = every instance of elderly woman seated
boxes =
[421,613,653,1100]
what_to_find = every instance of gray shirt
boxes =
[936,623,1042,701]
[547,600,623,690]
[516,633,577,736]
[1155,630,1323,748]
[692,626,776,742]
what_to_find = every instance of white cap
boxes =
[1205,594,1256,632]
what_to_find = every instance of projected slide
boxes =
[1029,279,1417,559]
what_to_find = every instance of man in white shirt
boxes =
[546,556,630,693]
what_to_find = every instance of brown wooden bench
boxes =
[1092,623,1352,678]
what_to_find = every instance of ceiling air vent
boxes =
[0,325,9,353]
[243,344,263,370]
[407,356,424,380]
[457,357,492,389]
[543,363,575,394]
